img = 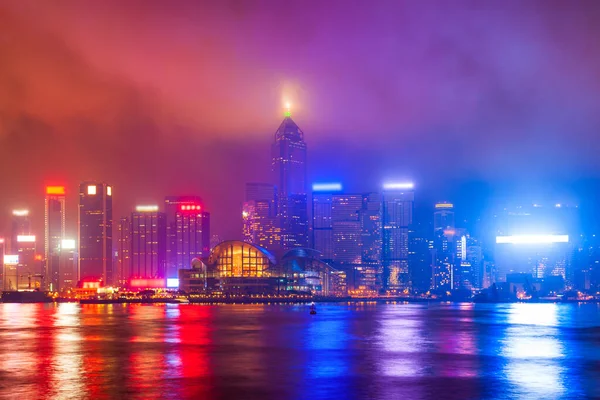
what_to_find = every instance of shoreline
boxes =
[1,296,598,305]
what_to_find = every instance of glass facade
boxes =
[209,241,275,278]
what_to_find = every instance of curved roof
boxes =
[281,248,323,260]
[208,240,277,265]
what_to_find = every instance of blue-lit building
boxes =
[271,110,308,249]
[382,183,414,291]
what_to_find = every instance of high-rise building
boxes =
[434,202,455,232]
[359,192,383,291]
[312,183,341,264]
[271,107,308,249]
[130,206,167,279]
[16,235,38,290]
[45,186,66,291]
[332,194,362,265]
[11,209,31,254]
[78,182,113,285]
[432,202,458,291]
[164,196,205,277]
[58,239,77,292]
[117,216,131,285]
[175,201,210,270]
[242,183,280,251]
[312,185,379,291]
[382,183,414,291]
[408,222,432,293]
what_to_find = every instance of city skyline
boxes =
[3,1,600,240]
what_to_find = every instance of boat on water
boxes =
[309,303,317,315]
[1,291,53,303]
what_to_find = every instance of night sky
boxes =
[2,0,600,239]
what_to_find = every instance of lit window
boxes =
[107,186,112,196]
[87,185,97,195]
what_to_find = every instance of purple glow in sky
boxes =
[1,0,600,237]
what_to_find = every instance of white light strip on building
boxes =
[383,182,414,190]
[495,235,569,244]
[312,183,342,192]
[135,205,159,212]
[17,235,36,243]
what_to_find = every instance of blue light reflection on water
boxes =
[0,302,599,399]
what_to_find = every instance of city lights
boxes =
[383,182,414,190]
[12,209,29,216]
[135,205,159,212]
[46,186,65,195]
[17,235,36,242]
[61,239,76,249]
[312,183,343,192]
[166,278,180,288]
[495,235,569,244]
[87,185,97,195]
[3,255,18,264]
[180,204,201,211]
[435,203,454,209]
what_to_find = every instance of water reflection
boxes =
[0,302,599,399]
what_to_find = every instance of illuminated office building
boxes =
[45,186,66,291]
[175,201,210,271]
[79,182,113,284]
[358,192,383,291]
[130,206,167,279]
[164,196,208,277]
[3,253,18,291]
[271,106,308,249]
[243,183,280,251]
[492,204,577,284]
[117,216,131,285]
[311,183,341,264]
[58,239,77,292]
[11,209,31,254]
[434,202,455,232]
[382,183,414,291]
[408,222,432,293]
[332,194,362,263]
[16,235,38,290]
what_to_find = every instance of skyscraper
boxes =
[45,186,66,291]
[78,182,113,285]
[359,192,383,291]
[332,194,363,265]
[10,209,31,254]
[174,201,209,270]
[58,239,77,292]
[271,107,308,249]
[117,216,131,285]
[408,221,432,293]
[131,206,167,279]
[382,183,414,291]
[15,235,38,290]
[312,183,341,264]
[165,196,205,277]
[434,202,455,231]
[242,183,279,251]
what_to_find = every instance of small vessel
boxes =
[309,302,317,315]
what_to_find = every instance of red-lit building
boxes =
[79,182,113,285]
[130,206,167,279]
[45,185,66,291]
[164,197,210,277]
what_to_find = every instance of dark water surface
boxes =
[0,302,599,399]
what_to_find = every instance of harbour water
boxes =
[0,302,599,399]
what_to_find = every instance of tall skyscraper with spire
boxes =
[271,105,308,249]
